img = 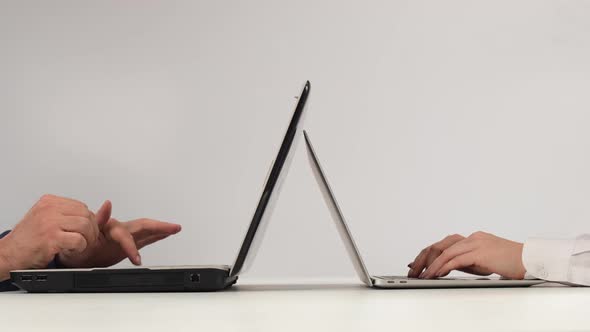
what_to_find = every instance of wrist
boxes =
[516,242,526,279]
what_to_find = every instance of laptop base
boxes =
[10,266,236,293]
[372,275,544,288]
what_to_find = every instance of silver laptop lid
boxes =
[230,81,310,277]
[303,131,373,286]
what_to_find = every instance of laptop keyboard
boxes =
[376,275,492,281]
[376,275,420,281]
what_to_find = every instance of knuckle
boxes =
[72,200,89,211]
[447,259,456,268]
[427,245,439,253]
[35,200,49,210]
[470,231,485,239]
[68,237,86,251]
[40,194,55,202]
[430,244,443,254]
[87,218,99,233]
[32,202,52,214]
[35,199,55,211]
[78,217,92,226]
[110,225,126,238]
[76,235,86,246]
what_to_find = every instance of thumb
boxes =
[95,200,112,229]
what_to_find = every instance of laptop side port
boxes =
[190,273,200,283]
[35,275,48,282]
[21,275,33,282]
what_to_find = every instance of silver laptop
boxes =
[303,130,543,288]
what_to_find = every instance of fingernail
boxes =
[136,254,142,265]
[407,268,414,277]
[418,271,425,279]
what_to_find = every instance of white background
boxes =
[1,0,589,279]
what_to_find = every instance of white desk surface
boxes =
[1,278,588,332]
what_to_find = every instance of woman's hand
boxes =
[407,231,526,280]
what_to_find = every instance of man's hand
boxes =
[0,194,102,280]
[0,194,182,281]
[407,231,526,280]
[58,210,182,268]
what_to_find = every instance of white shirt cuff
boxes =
[522,238,575,282]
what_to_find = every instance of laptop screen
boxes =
[230,81,310,277]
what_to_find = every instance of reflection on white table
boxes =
[1,278,587,332]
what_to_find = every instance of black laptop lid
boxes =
[230,81,310,277]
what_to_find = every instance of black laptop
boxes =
[10,81,310,293]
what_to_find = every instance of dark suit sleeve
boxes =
[0,230,18,291]
[0,230,62,291]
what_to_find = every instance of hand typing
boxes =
[0,194,181,281]
[407,231,526,280]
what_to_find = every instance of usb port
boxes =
[21,275,33,282]
[35,275,48,282]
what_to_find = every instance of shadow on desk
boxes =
[233,283,367,292]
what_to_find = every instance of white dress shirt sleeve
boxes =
[522,235,590,286]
